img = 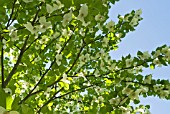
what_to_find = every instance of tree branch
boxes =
[1,35,4,88]
[4,36,29,87]
[66,45,85,74]
[19,28,76,104]
[37,87,64,113]
[3,1,43,88]
[6,0,17,28]
[29,35,59,63]
[47,44,85,88]
[24,34,42,52]
[37,83,98,113]
[32,2,43,25]
[54,84,96,99]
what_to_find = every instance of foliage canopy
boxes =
[0,0,170,114]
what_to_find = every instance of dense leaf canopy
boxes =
[0,0,170,114]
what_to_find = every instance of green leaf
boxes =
[88,102,98,114]
[146,105,150,109]
[61,0,72,8]
[41,106,49,114]
[0,88,6,108]
[6,95,13,110]
[137,51,143,56]
[150,63,155,70]
[158,57,167,66]
[134,99,140,104]
[21,104,34,114]
[99,106,106,113]
[11,97,20,110]
[136,75,143,81]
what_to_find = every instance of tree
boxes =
[0,0,169,113]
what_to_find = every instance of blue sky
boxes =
[109,0,170,113]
